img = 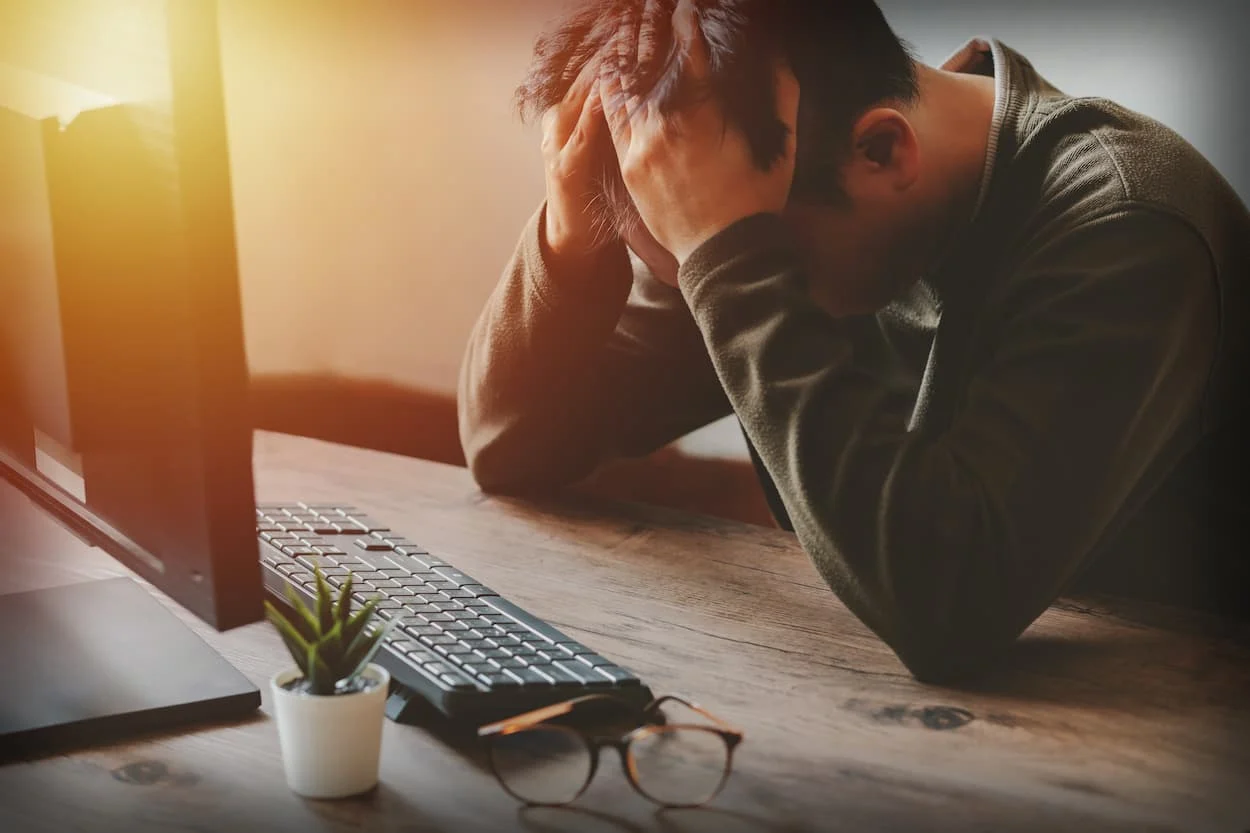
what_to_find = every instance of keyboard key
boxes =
[458,584,495,598]
[550,662,590,683]
[505,667,554,687]
[492,635,523,649]
[574,654,615,668]
[422,661,455,677]
[440,673,478,691]
[431,566,478,585]
[355,552,404,569]
[474,648,512,662]
[403,649,440,666]
[418,634,457,647]
[347,516,389,532]
[478,597,571,645]
[355,538,392,552]
[478,672,520,689]
[545,664,586,686]
[461,662,497,676]
[433,643,476,657]
[593,666,640,686]
[494,657,529,670]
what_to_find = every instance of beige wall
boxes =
[219,0,571,393]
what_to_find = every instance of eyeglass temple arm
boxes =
[478,693,626,737]
[645,695,742,735]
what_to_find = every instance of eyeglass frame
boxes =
[477,693,744,808]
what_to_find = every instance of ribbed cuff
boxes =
[526,204,634,313]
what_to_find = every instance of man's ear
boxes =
[847,108,919,192]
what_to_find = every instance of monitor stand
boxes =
[0,577,261,761]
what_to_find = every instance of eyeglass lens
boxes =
[490,725,593,805]
[627,725,731,807]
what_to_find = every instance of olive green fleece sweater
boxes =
[458,40,1250,680]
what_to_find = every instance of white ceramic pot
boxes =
[270,663,390,799]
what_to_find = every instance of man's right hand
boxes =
[540,65,614,264]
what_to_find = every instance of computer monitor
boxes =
[0,0,261,631]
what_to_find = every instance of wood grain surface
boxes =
[0,432,1246,833]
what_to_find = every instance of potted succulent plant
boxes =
[266,568,394,799]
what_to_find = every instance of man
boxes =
[459,0,1249,681]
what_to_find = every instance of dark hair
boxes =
[517,0,918,235]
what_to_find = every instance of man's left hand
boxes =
[602,0,800,270]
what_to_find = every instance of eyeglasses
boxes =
[478,694,743,808]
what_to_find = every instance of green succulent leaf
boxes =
[318,620,345,671]
[314,567,334,633]
[335,575,354,626]
[341,597,379,648]
[345,617,400,680]
[283,583,321,640]
[305,642,335,696]
[265,600,312,675]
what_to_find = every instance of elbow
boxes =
[460,424,534,496]
[459,414,576,497]
[883,611,1020,685]
[890,635,999,685]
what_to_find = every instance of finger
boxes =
[600,73,632,157]
[571,80,606,146]
[551,59,601,144]
[673,0,711,82]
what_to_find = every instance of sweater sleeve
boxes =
[678,208,1218,681]
[458,204,731,493]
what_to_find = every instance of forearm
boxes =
[458,205,635,492]
[678,212,1215,680]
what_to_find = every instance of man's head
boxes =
[519,1,981,312]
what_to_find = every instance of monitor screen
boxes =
[0,0,261,629]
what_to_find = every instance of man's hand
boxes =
[602,1,800,267]
[541,63,613,264]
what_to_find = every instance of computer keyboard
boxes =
[256,503,653,724]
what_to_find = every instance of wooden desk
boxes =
[1,432,1247,833]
